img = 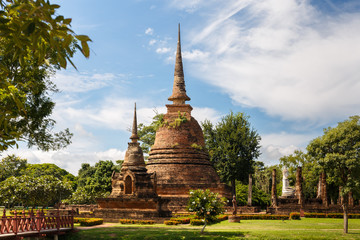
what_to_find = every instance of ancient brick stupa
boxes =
[146,25,231,211]
[96,104,170,220]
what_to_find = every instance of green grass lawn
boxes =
[57,218,360,240]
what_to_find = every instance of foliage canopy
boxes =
[0,0,91,151]
[202,111,261,194]
[307,115,360,233]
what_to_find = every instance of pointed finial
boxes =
[168,23,191,104]
[130,103,139,142]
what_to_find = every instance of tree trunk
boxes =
[343,202,348,234]
[201,218,207,234]
[248,174,252,206]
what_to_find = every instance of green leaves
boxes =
[1,0,91,151]
[187,189,225,223]
[202,111,261,185]
[138,113,164,154]
[307,115,360,199]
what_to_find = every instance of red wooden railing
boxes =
[0,208,73,237]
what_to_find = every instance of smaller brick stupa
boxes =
[96,104,170,220]
[146,25,231,211]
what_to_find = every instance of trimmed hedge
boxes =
[10,209,48,215]
[217,215,228,221]
[119,219,155,225]
[164,220,179,225]
[289,212,301,220]
[170,217,191,224]
[190,219,204,226]
[326,213,343,218]
[304,213,326,218]
[304,213,360,219]
[74,218,103,226]
[239,214,289,220]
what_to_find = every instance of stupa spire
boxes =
[130,103,139,142]
[168,23,191,104]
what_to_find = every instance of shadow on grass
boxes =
[56,227,246,240]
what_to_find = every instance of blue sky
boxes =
[5,0,360,175]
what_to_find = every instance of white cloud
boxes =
[175,0,360,126]
[145,27,154,35]
[192,107,222,124]
[156,47,172,54]
[52,72,118,93]
[258,131,318,165]
[149,39,157,45]
[169,0,210,13]
[52,96,167,132]
[5,148,126,175]
[183,50,209,61]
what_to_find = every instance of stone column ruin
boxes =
[321,172,328,207]
[295,167,304,206]
[349,192,354,207]
[316,173,322,199]
[248,174,252,207]
[271,169,277,207]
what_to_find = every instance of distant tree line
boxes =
[0,155,122,207]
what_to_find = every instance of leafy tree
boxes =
[22,163,72,180]
[66,160,119,204]
[89,160,115,194]
[0,175,72,207]
[279,150,321,199]
[22,163,76,189]
[307,116,360,233]
[202,112,261,196]
[0,0,91,151]
[253,163,282,197]
[235,182,270,208]
[187,189,226,234]
[138,113,164,154]
[0,154,27,181]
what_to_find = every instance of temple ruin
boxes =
[146,24,231,211]
[95,104,171,221]
[268,167,360,214]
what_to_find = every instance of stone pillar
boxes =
[248,174,252,206]
[321,172,328,207]
[349,192,354,207]
[316,173,322,199]
[295,167,304,206]
[271,169,277,207]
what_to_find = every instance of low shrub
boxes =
[239,214,289,220]
[217,215,228,221]
[78,218,103,226]
[164,220,178,225]
[119,219,136,224]
[303,213,360,219]
[119,219,155,224]
[170,217,191,224]
[326,213,343,218]
[74,217,86,223]
[190,219,204,226]
[304,213,326,218]
[139,220,155,224]
[10,209,48,215]
[289,212,301,220]
[349,214,360,219]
